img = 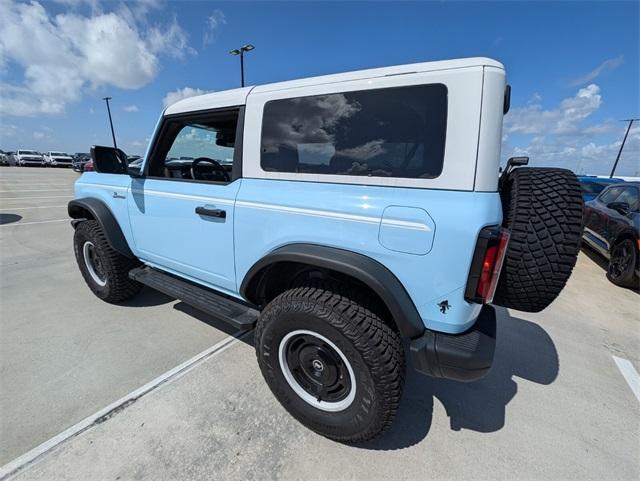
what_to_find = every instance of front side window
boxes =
[147,109,239,183]
[260,84,448,179]
[615,187,639,211]
[599,186,624,204]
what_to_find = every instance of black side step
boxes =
[129,267,258,330]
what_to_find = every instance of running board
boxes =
[129,267,258,330]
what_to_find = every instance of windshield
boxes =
[20,150,39,155]
[51,151,69,156]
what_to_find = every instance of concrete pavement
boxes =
[6,252,640,480]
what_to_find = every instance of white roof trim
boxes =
[163,57,503,115]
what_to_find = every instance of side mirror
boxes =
[90,146,128,174]
[607,201,630,215]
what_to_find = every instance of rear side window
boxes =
[260,84,448,179]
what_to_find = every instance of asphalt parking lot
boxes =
[1,167,639,480]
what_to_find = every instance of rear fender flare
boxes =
[240,243,425,339]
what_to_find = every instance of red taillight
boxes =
[84,160,94,172]
[475,230,509,303]
[465,227,510,304]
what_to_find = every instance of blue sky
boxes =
[0,0,638,175]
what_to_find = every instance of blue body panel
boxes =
[234,179,502,334]
[75,174,502,335]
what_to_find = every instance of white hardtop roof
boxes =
[164,57,503,115]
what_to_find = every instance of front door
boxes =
[128,108,242,294]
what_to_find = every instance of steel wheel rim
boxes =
[278,329,356,412]
[83,241,107,287]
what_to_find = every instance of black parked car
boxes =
[583,182,639,288]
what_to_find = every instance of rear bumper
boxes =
[410,305,496,382]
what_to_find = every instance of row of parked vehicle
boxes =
[578,176,640,289]
[0,149,93,171]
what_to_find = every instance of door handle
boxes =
[195,206,226,218]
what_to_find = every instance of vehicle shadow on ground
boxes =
[360,307,559,450]
[120,287,174,307]
[0,213,22,225]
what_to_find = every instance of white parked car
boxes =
[15,150,46,166]
[45,151,74,167]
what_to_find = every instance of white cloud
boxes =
[0,123,18,139]
[570,55,624,86]
[505,84,602,136]
[147,15,195,59]
[162,87,211,108]
[0,0,193,117]
[123,104,139,112]
[503,85,640,176]
[203,10,226,46]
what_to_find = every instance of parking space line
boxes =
[0,196,71,200]
[613,356,640,402]
[0,183,71,187]
[0,332,250,480]
[0,189,71,193]
[0,219,68,227]
[1,205,67,210]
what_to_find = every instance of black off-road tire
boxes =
[73,220,142,303]
[255,280,405,443]
[493,168,584,312]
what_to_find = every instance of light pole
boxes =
[229,44,255,87]
[610,118,639,178]
[102,97,117,149]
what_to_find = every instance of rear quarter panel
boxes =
[235,179,502,334]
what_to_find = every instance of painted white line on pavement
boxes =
[1,205,67,210]
[0,219,68,227]
[0,332,250,480]
[0,189,70,193]
[0,195,71,200]
[613,356,640,402]
[0,184,70,187]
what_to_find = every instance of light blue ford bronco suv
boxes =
[69,58,583,442]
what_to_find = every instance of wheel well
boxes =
[246,261,399,335]
[68,205,95,221]
[613,232,637,248]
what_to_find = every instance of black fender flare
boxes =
[68,198,134,258]
[240,243,425,339]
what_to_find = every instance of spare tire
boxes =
[493,168,584,312]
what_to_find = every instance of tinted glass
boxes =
[615,187,639,211]
[599,186,624,203]
[580,182,607,195]
[261,84,448,179]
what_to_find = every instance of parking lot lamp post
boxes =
[610,118,638,178]
[229,44,255,87]
[102,97,118,149]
